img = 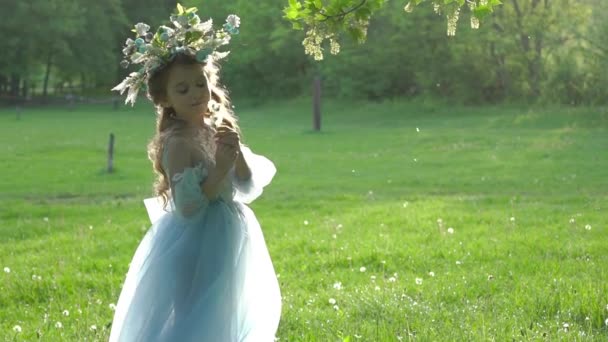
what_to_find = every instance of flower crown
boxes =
[112,3,240,106]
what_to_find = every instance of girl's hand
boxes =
[214,119,240,150]
[214,119,240,173]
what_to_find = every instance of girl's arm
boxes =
[201,166,229,200]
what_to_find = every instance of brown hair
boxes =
[146,53,241,206]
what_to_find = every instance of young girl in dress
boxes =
[109,5,281,341]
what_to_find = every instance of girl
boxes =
[109,7,281,341]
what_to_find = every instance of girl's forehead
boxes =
[167,64,206,84]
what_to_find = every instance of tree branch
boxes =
[319,0,367,22]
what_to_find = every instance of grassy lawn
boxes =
[0,99,607,341]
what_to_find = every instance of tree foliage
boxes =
[283,0,503,60]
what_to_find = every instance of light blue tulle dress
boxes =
[109,130,281,342]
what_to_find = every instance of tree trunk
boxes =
[43,49,53,98]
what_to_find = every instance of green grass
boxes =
[1,99,607,341]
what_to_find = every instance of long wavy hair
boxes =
[146,53,241,206]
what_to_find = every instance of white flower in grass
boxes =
[303,220,309,225]
[109,303,117,311]
[13,325,22,333]
[55,321,63,329]
[569,218,575,224]
[96,299,102,305]
[585,224,591,231]
[43,217,49,222]
[510,217,515,222]
[359,266,366,273]
[456,260,462,265]
[62,310,69,316]
[333,282,342,290]
[3,267,10,273]
[328,298,336,305]
[388,277,396,283]
[374,286,380,291]
[333,305,339,311]
[447,227,454,234]
[370,275,376,281]
[562,322,570,331]
[428,271,435,277]
[415,278,423,285]
[90,325,97,332]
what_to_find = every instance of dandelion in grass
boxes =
[62,310,69,316]
[13,325,22,333]
[415,278,423,285]
[303,220,309,225]
[43,217,49,222]
[333,305,339,311]
[585,224,591,230]
[4,267,10,273]
[488,274,494,281]
[388,277,396,283]
[333,282,342,290]
[90,325,97,332]
[428,271,435,277]
[328,298,336,305]
[456,260,462,265]
[569,218,575,224]
[370,275,376,282]
[562,322,570,332]
[447,227,454,234]
[109,303,117,311]
[55,321,63,329]
[510,217,515,222]
[374,286,380,291]
[359,266,366,273]
[402,201,409,208]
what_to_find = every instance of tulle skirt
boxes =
[109,199,281,342]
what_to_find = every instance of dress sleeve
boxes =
[230,145,276,204]
[163,137,209,219]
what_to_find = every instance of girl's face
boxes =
[163,63,211,121]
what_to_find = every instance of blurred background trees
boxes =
[0,0,606,105]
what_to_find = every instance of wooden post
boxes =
[313,76,321,131]
[107,133,115,173]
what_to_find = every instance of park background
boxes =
[1,0,607,340]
